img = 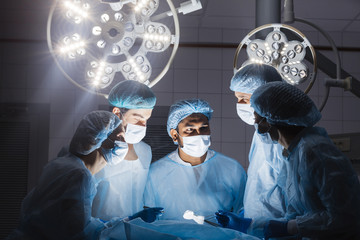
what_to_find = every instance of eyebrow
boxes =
[184,122,209,127]
[132,113,145,119]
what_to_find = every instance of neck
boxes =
[178,148,207,166]
[80,150,107,175]
[277,127,303,150]
[124,143,138,160]
[277,132,293,149]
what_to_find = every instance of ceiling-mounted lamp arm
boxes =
[283,0,295,24]
[151,0,202,21]
[282,0,344,111]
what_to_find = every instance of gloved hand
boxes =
[128,207,164,223]
[215,210,252,233]
[264,220,290,240]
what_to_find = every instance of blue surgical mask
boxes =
[101,140,129,165]
[254,123,277,144]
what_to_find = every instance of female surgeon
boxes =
[7,111,162,240]
[251,82,360,240]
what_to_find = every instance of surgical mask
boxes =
[124,123,147,144]
[236,103,255,125]
[112,140,129,163]
[180,135,211,157]
[254,123,277,144]
[102,140,129,165]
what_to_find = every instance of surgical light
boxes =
[234,23,317,93]
[47,0,186,97]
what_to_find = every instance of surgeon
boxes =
[251,82,360,239]
[144,99,247,222]
[7,111,162,240]
[216,63,286,237]
[92,80,157,221]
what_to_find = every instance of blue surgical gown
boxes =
[11,154,108,240]
[143,149,247,221]
[244,132,286,237]
[92,141,152,220]
[281,127,360,239]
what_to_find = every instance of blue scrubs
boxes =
[12,155,107,240]
[281,127,360,239]
[144,149,246,221]
[244,132,286,237]
[92,141,152,220]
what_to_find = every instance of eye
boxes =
[184,128,193,133]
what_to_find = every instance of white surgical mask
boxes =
[124,123,146,144]
[180,135,211,157]
[254,123,277,144]
[236,103,255,125]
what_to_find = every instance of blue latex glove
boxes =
[128,207,164,223]
[215,210,252,233]
[264,220,290,240]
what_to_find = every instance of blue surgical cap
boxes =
[108,80,156,109]
[167,99,213,137]
[70,111,121,155]
[230,64,283,94]
[250,82,321,127]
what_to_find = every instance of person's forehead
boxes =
[179,113,209,126]
[235,91,252,98]
[125,108,153,118]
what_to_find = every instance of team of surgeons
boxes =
[7,63,360,240]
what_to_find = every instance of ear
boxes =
[170,129,178,143]
[112,107,121,118]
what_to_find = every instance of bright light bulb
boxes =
[115,13,123,22]
[101,14,110,23]
[92,26,102,36]
[157,26,165,34]
[141,65,150,73]
[136,56,144,64]
[105,67,113,75]
[147,25,155,33]
[122,64,131,73]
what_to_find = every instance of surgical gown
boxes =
[144,149,246,221]
[10,154,111,240]
[244,132,286,237]
[281,127,360,239]
[92,141,151,220]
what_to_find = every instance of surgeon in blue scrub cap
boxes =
[7,111,162,240]
[92,80,159,221]
[216,64,286,237]
[144,99,247,222]
[251,82,360,240]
